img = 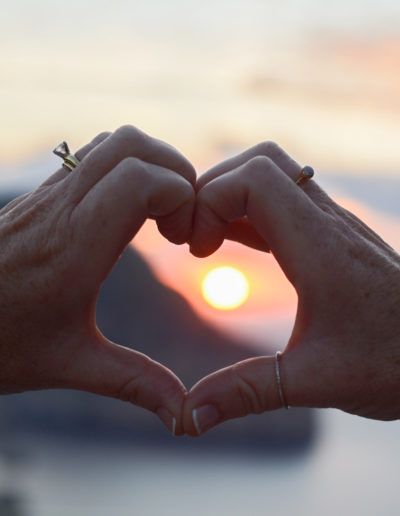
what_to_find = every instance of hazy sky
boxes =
[1,0,400,175]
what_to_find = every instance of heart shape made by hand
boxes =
[0,125,399,439]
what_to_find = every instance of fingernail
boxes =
[156,408,177,436]
[192,405,219,435]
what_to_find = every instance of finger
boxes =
[183,356,281,436]
[190,156,325,284]
[183,348,319,436]
[197,141,332,210]
[42,131,112,186]
[62,336,187,436]
[184,333,350,436]
[69,157,194,281]
[68,125,196,202]
[155,197,195,245]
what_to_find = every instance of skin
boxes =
[0,125,197,436]
[183,142,400,436]
[1,127,399,437]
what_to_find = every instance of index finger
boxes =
[197,141,332,210]
[69,125,196,202]
[190,156,326,285]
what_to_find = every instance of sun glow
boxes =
[202,266,250,310]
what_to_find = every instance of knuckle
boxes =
[231,364,265,415]
[115,124,145,144]
[243,155,274,181]
[120,156,146,174]
[117,157,150,186]
[256,140,283,159]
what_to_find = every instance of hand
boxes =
[0,125,196,435]
[183,142,400,436]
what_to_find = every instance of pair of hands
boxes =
[0,125,399,438]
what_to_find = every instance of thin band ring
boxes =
[275,351,289,409]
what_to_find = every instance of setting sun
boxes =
[202,266,250,310]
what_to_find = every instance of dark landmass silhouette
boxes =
[0,193,315,454]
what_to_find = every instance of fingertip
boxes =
[184,356,284,435]
[192,405,220,436]
[183,369,229,436]
[183,409,204,438]
[156,213,191,246]
[156,407,175,435]
[191,170,249,258]
[156,407,185,437]
[192,408,201,436]
[189,208,227,257]
[189,241,224,258]
[189,244,215,258]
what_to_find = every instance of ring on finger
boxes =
[275,351,290,409]
[53,141,80,171]
[296,166,314,186]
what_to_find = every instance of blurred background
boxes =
[1,0,400,514]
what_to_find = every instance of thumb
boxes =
[183,353,305,436]
[63,335,187,436]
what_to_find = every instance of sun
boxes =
[202,266,250,310]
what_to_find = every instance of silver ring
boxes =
[275,351,289,409]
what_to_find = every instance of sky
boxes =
[1,0,400,172]
[1,0,400,347]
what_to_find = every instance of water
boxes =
[2,409,399,516]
